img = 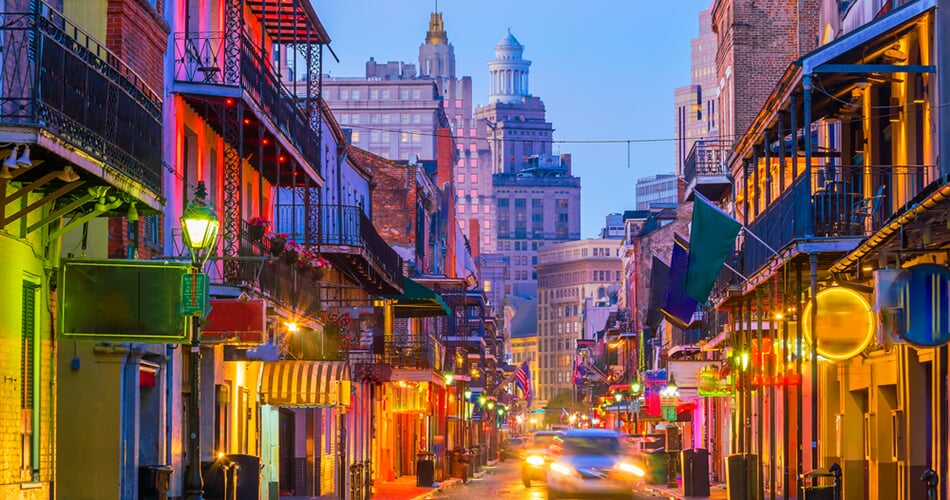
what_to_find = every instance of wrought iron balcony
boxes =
[314,204,403,293]
[683,140,732,201]
[0,3,162,192]
[172,31,320,179]
[383,334,445,371]
[741,163,933,277]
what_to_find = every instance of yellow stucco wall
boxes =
[63,0,108,42]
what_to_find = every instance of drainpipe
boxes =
[809,253,818,477]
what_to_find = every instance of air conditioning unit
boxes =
[873,269,904,352]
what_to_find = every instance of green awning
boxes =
[385,277,451,318]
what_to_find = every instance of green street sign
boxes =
[180,272,209,317]
[662,405,677,421]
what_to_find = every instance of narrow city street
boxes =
[427,460,668,500]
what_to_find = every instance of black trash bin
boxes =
[803,485,836,500]
[139,465,173,500]
[202,460,238,500]
[726,453,759,500]
[681,449,710,497]
[417,452,435,487]
[225,454,261,500]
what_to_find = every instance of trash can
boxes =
[726,453,759,500]
[225,454,260,500]
[642,449,669,485]
[681,449,710,497]
[202,460,238,500]
[139,465,173,500]
[803,485,835,500]
[416,452,435,487]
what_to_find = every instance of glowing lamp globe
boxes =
[180,181,220,265]
[802,287,874,361]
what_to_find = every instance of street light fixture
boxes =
[180,181,219,500]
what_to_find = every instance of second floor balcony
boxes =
[173,29,322,184]
[384,334,445,371]
[317,204,404,294]
[1,3,162,203]
[684,140,732,202]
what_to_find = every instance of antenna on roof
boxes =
[435,0,438,12]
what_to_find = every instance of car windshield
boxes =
[561,436,621,456]
[505,438,524,447]
[532,434,557,448]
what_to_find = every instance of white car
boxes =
[545,429,645,500]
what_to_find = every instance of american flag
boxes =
[514,361,532,407]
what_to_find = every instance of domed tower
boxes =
[488,30,531,104]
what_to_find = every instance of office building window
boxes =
[469,174,478,183]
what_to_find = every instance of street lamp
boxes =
[180,181,219,500]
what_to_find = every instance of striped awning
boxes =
[260,361,351,407]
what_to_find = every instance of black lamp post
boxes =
[180,181,220,500]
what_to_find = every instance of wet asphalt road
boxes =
[426,459,669,499]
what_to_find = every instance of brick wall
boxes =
[714,0,819,142]
[106,0,169,93]
[371,163,418,251]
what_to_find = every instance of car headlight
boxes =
[618,462,646,477]
[525,455,545,466]
[550,463,575,476]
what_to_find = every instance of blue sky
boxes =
[316,0,711,237]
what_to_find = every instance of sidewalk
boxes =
[642,482,728,499]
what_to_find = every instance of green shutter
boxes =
[21,281,37,410]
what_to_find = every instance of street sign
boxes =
[180,272,209,317]
[662,406,677,421]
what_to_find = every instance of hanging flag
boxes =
[515,361,532,407]
[571,356,586,385]
[661,234,700,329]
[686,194,742,303]
[646,256,670,330]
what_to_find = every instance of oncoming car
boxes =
[520,430,563,488]
[545,429,645,499]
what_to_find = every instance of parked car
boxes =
[521,430,563,487]
[546,428,645,499]
[500,437,526,462]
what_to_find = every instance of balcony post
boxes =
[803,74,814,237]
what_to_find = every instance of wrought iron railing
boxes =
[383,334,445,370]
[684,140,731,184]
[173,31,320,168]
[741,163,933,277]
[318,204,403,285]
[0,3,163,191]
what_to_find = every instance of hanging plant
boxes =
[266,232,289,256]
[247,217,270,240]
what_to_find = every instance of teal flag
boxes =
[686,195,742,302]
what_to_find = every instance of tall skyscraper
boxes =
[674,9,718,176]
[320,10,495,254]
[475,32,581,297]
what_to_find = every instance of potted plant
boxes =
[266,232,289,256]
[281,240,300,264]
[298,248,331,281]
[247,216,270,240]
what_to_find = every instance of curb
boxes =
[408,477,463,500]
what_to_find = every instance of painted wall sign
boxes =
[802,287,874,361]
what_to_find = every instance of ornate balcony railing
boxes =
[741,163,933,277]
[383,334,445,371]
[319,204,403,286]
[683,140,731,184]
[0,3,163,191]
[173,31,320,169]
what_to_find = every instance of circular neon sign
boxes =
[802,287,874,361]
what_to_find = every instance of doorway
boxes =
[279,409,296,494]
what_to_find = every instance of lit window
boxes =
[483,280,491,292]
[484,220,491,229]
[471,204,479,213]
[470,158,478,167]
[459,219,466,228]
[455,99,463,108]
[351,131,360,142]
[470,128,477,137]
[469,189,477,198]
[457,189,465,198]
[458,204,465,213]
[401,132,409,143]
[455,115,462,122]
[469,174,478,183]
[469,144,477,153]
[411,131,420,142]
[484,204,490,213]
[457,174,465,184]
